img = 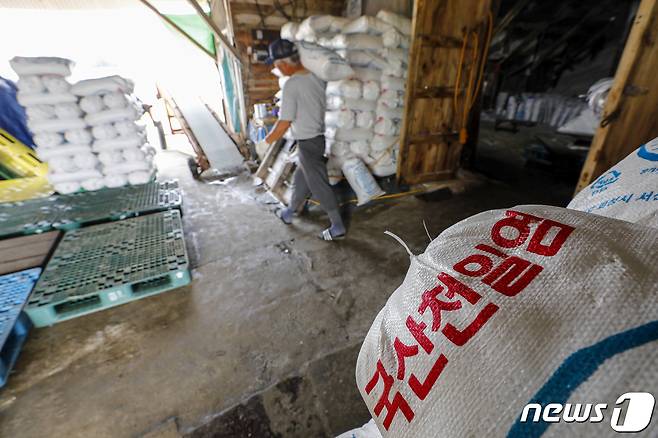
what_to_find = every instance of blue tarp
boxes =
[0,77,34,148]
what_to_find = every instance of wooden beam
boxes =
[138,0,216,60]
[576,0,658,192]
[185,0,242,62]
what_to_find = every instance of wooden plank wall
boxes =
[398,0,492,185]
[575,0,658,192]
[230,0,345,111]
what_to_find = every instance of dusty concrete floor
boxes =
[0,126,576,437]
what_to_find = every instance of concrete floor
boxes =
[0,126,575,437]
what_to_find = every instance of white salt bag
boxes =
[326,96,376,112]
[122,147,148,162]
[85,106,139,126]
[382,28,410,49]
[371,135,399,153]
[330,34,384,50]
[93,133,145,152]
[128,170,154,185]
[103,159,153,175]
[281,22,300,41]
[54,102,82,119]
[379,90,405,108]
[64,128,92,145]
[53,181,80,194]
[568,138,658,228]
[16,76,44,94]
[73,153,99,170]
[113,120,140,136]
[325,110,356,129]
[381,75,406,92]
[337,419,383,438]
[326,79,362,98]
[48,168,102,184]
[369,149,397,177]
[33,132,63,148]
[71,75,134,96]
[341,157,385,205]
[343,16,393,35]
[79,95,105,114]
[297,42,354,81]
[379,49,409,68]
[97,150,124,165]
[103,174,128,188]
[376,102,404,120]
[344,51,388,70]
[363,81,381,101]
[10,56,73,77]
[296,15,335,40]
[29,117,85,133]
[26,105,56,121]
[327,156,344,185]
[80,178,105,191]
[376,10,412,36]
[103,92,128,109]
[352,67,383,82]
[374,117,400,136]
[350,140,370,158]
[356,111,376,129]
[328,140,352,159]
[326,127,374,142]
[18,92,77,106]
[42,75,70,93]
[48,155,78,173]
[92,124,118,140]
[356,204,658,437]
[37,144,91,160]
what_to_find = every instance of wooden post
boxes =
[575,0,658,193]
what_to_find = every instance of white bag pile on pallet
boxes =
[568,137,658,228]
[355,202,658,437]
[10,56,99,194]
[73,75,154,188]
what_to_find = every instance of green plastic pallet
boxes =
[0,180,182,239]
[25,210,190,327]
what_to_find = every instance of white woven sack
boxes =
[356,205,658,437]
[327,96,376,112]
[281,22,300,41]
[379,49,409,68]
[337,419,383,438]
[374,117,400,136]
[79,95,105,114]
[103,92,128,109]
[568,139,658,228]
[80,178,105,191]
[330,34,384,50]
[371,135,399,153]
[54,102,82,119]
[363,81,381,101]
[53,182,80,194]
[343,16,393,35]
[33,132,63,148]
[297,15,336,40]
[71,75,134,96]
[10,56,73,77]
[92,124,119,140]
[356,111,375,129]
[297,42,354,81]
[352,67,383,82]
[26,105,56,121]
[379,90,405,108]
[92,133,145,152]
[326,127,373,142]
[325,110,356,129]
[376,10,412,36]
[85,106,139,126]
[28,117,85,134]
[37,144,91,160]
[369,149,397,177]
[350,140,370,158]
[16,76,45,94]
[382,29,410,49]
[64,128,92,145]
[376,102,404,120]
[18,92,77,106]
[48,168,102,184]
[42,76,71,93]
[342,157,385,205]
[326,79,362,98]
[343,51,388,70]
[381,75,406,92]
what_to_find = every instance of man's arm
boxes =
[265,119,291,144]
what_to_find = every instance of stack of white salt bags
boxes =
[11,56,101,194]
[73,76,154,188]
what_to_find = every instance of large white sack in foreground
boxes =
[336,419,382,438]
[342,157,385,205]
[356,205,658,437]
[280,22,300,41]
[568,139,658,228]
[343,16,393,35]
[297,42,354,81]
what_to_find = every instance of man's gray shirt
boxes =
[280,71,326,140]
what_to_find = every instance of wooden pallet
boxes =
[0,231,60,276]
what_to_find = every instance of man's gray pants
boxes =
[289,135,339,214]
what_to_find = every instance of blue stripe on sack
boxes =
[507,320,658,438]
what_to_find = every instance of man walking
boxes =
[265,39,346,241]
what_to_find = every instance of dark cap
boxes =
[267,39,298,64]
